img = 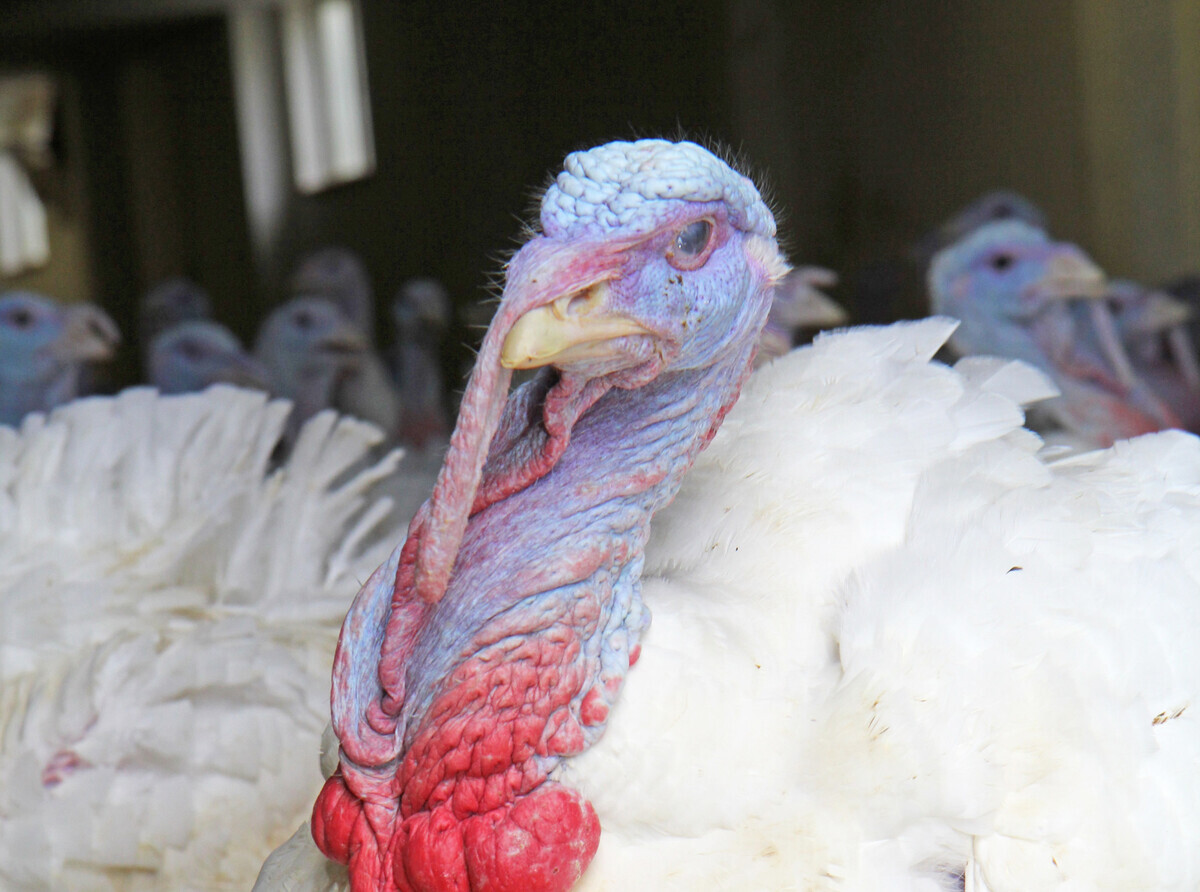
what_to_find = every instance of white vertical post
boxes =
[228,6,290,283]
[279,0,374,194]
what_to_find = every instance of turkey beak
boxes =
[412,238,637,603]
[219,353,271,390]
[1027,250,1108,302]
[499,281,651,369]
[800,291,849,327]
[771,267,847,328]
[53,303,121,361]
[316,324,369,358]
[1126,291,1192,333]
[774,288,848,329]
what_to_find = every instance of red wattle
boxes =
[312,772,366,866]
[461,784,600,892]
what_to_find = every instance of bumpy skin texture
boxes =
[312,140,783,891]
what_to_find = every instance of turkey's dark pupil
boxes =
[676,220,711,256]
[11,309,33,328]
[991,254,1013,272]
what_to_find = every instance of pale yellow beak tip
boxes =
[499,306,565,369]
[497,281,652,370]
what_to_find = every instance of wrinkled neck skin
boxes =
[403,350,753,744]
[318,299,764,891]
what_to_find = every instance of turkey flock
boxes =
[2,138,1199,892]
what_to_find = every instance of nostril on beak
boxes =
[552,284,608,321]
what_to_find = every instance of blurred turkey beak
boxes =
[785,289,849,328]
[499,280,651,370]
[219,353,271,390]
[1125,291,1192,333]
[52,303,120,361]
[316,324,369,358]
[1022,249,1131,385]
[1027,251,1108,302]
[772,267,847,329]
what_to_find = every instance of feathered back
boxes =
[565,320,1200,889]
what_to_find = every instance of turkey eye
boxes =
[667,219,715,271]
[294,311,313,329]
[990,253,1014,272]
[674,220,712,257]
[10,308,33,328]
[179,339,203,360]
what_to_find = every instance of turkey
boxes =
[138,276,212,357]
[913,190,1047,268]
[0,385,406,890]
[755,265,846,365]
[255,296,401,448]
[390,278,453,451]
[291,247,376,344]
[0,290,121,427]
[928,219,1179,447]
[1105,278,1200,431]
[260,140,1200,891]
[148,319,269,395]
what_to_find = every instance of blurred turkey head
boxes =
[149,320,269,395]
[289,246,375,343]
[138,276,212,356]
[930,221,1178,444]
[255,295,371,438]
[0,290,120,425]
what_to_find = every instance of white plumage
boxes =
[7,315,1199,890]
[0,386,406,891]
[560,317,1200,890]
[260,317,1200,890]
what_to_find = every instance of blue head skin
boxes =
[290,246,375,343]
[0,291,121,426]
[915,190,1048,266]
[139,276,211,352]
[316,140,789,890]
[930,221,1177,443]
[255,294,400,444]
[255,294,369,416]
[148,320,268,395]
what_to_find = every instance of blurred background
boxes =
[1,0,1198,389]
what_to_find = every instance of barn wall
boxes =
[1,0,1197,372]
[728,0,1200,321]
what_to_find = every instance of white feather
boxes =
[0,386,409,891]
[556,319,1200,890]
[260,319,1200,890]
